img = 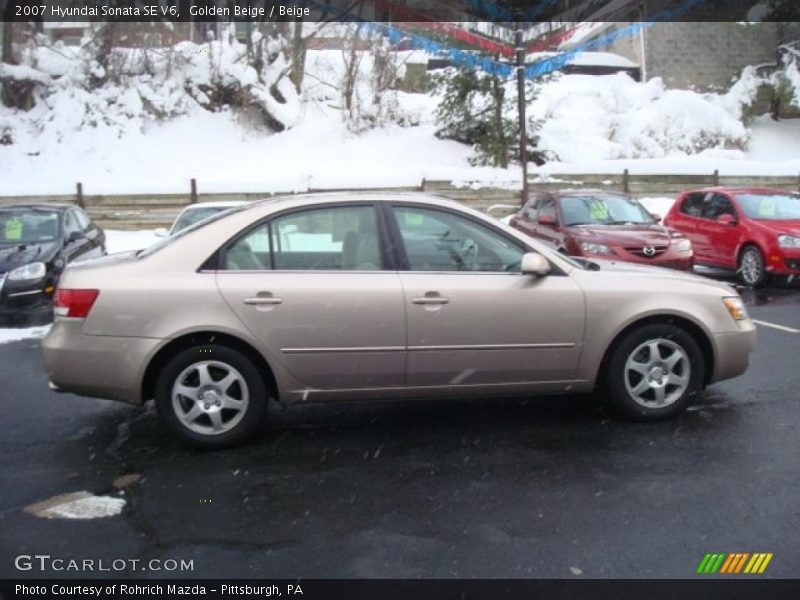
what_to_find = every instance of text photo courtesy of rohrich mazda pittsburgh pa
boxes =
[1,1,800,599]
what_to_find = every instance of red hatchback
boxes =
[510,190,694,270]
[664,187,800,287]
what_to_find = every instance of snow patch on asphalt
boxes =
[0,325,51,345]
[25,491,126,520]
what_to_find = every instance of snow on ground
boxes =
[639,197,676,221]
[0,325,51,344]
[104,229,162,254]
[25,491,125,520]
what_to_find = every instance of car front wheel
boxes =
[605,323,704,421]
[155,344,267,448]
[738,245,768,287]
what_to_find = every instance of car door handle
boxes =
[412,293,449,305]
[243,295,283,305]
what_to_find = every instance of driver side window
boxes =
[393,206,525,273]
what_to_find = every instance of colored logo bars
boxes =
[697,553,773,574]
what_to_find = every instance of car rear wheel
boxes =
[738,245,768,287]
[605,323,704,421]
[155,344,267,448]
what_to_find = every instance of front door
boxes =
[216,204,406,391]
[698,193,740,268]
[389,204,585,387]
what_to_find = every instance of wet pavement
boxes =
[1,278,799,579]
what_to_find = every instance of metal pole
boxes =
[515,20,528,207]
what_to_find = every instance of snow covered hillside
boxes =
[2,41,799,195]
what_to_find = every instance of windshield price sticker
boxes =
[759,197,777,218]
[588,200,610,220]
[5,217,23,241]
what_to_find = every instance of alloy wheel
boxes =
[739,248,763,286]
[623,338,690,408]
[171,360,250,435]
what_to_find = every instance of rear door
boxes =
[670,193,709,260]
[216,203,406,391]
[389,203,585,388]
[698,193,740,267]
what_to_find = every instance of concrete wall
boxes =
[643,22,780,91]
[605,22,800,92]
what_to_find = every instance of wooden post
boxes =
[622,169,630,194]
[713,169,719,186]
[76,182,84,208]
[190,178,198,204]
[420,177,426,192]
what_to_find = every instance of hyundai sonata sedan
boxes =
[42,193,755,448]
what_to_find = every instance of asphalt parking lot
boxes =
[1,276,799,580]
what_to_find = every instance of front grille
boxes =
[626,245,668,258]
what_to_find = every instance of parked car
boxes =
[510,190,694,270]
[158,201,248,237]
[0,204,105,325]
[43,193,755,448]
[664,187,800,287]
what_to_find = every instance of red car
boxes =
[664,187,800,287]
[510,190,694,270]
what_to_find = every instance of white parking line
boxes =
[752,319,800,334]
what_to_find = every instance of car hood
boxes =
[0,242,58,273]
[584,258,736,293]
[567,223,678,246]
[747,219,800,236]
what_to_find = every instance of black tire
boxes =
[737,244,769,288]
[155,344,267,449]
[605,323,705,421]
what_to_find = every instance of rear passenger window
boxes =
[680,193,706,217]
[221,205,383,271]
[702,194,736,220]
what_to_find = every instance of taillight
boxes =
[54,289,100,318]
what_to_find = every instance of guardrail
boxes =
[2,170,799,229]
[0,179,522,229]
[528,170,800,199]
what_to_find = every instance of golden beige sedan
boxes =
[42,193,756,448]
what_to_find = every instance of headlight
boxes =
[723,296,749,321]
[8,262,46,282]
[579,242,615,256]
[777,234,800,249]
[673,238,692,252]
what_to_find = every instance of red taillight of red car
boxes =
[54,289,100,318]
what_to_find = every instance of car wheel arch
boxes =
[141,331,279,405]
[596,314,715,388]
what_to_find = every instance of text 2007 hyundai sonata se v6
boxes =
[42,193,756,449]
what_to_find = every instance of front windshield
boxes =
[139,205,249,258]
[172,207,233,233]
[735,193,800,221]
[559,194,655,226]
[0,209,60,244]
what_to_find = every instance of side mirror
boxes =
[538,214,556,227]
[154,228,169,238]
[68,231,86,243]
[521,252,551,277]
[716,214,737,226]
